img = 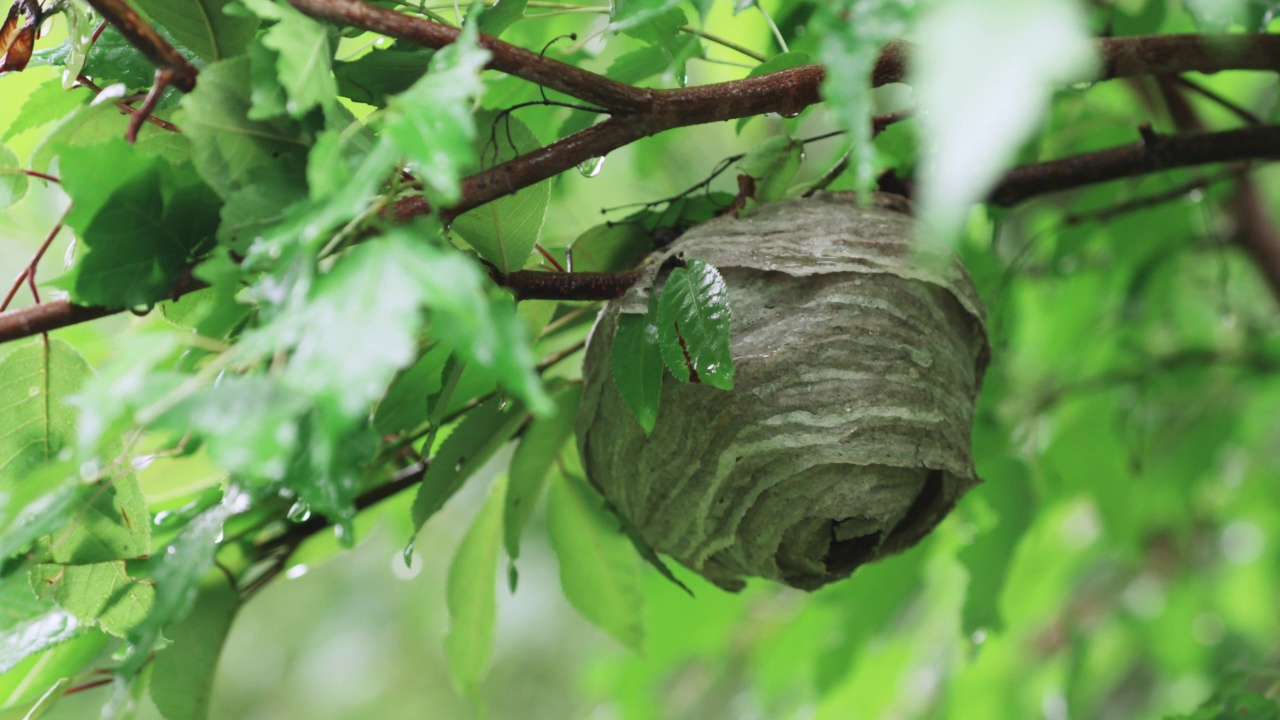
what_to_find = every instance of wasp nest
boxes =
[576,192,989,591]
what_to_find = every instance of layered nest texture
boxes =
[576,192,990,591]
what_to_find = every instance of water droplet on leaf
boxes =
[287,501,312,523]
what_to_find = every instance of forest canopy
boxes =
[2,0,1280,718]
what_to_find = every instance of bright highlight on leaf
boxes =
[656,259,734,390]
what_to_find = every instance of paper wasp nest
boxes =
[576,193,989,591]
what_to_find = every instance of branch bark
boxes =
[987,125,1280,206]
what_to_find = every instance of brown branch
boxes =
[498,268,644,302]
[1096,34,1280,80]
[987,125,1280,207]
[81,0,198,92]
[409,63,831,222]
[286,0,651,113]
[0,273,206,344]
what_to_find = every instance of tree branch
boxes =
[987,125,1280,207]
[81,0,198,92]
[286,0,652,113]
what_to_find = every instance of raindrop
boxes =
[153,511,171,526]
[454,458,465,472]
[402,541,416,568]
[28,386,38,397]
[394,549,423,580]
[287,501,312,523]
[1069,81,1094,91]
[576,156,606,178]
[286,564,308,580]
[779,109,802,119]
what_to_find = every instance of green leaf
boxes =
[656,259,734,390]
[30,562,155,638]
[177,56,310,199]
[914,0,1094,239]
[386,230,550,413]
[411,396,526,533]
[0,339,86,486]
[614,7,700,85]
[373,348,446,435]
[240,0,338,117]
[32,29,178,106]
[611,0,683,31]
[38,471,151,565]
[1,79,91,143]
[149,582,240,720]
[0,463,81,563]
[152,377,310,483]
[0,339,149,564]
[0,568,80,675]
[451,113,550,273]
[547,470,645,651]
[383,19,490,206]
[816,1,913,196]
[610,311,664,433]
[569,223,652,272]
[957,457,1034,635]
[478,0,527,37]
[123,504,230,673]
[263,237,444,417]
[59,140,221,307]
[132,0,259,62]
[31,101,190,174]
[445,475,506,700]
[247,40,290,120]
[0,144,29,210]
[737,134,803,204]
[603,44,670,86]
[334,44,434,107]
[0,630,108,709]
[215,159,308,254]
[505,386,581,565]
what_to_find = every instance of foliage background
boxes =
[3,1,1280,719]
